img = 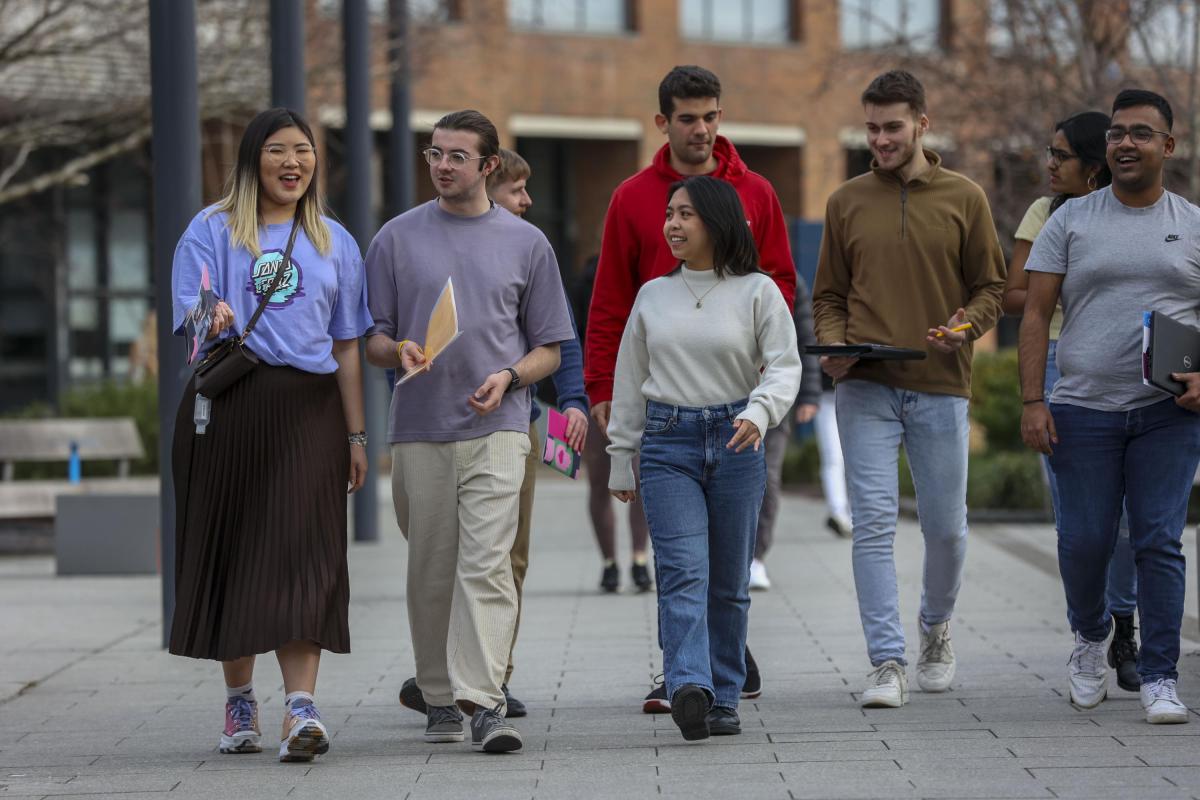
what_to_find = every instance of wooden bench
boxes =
[0,418,144,483]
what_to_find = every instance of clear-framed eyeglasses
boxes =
[422,147,488,168]
[1105,126,1170,145]
[1045,146,1078,167]
[262,144,316,162]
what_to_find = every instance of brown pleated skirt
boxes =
[169,361,350,661]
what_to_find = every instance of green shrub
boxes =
[971,348,1024,451]
[5,380,159,478]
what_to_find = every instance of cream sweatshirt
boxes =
[606,267,802,492]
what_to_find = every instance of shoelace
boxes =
[228,697,256,729]
[288,701,321,722]
[1143,678,1179,704]
[1069,638,1106,677]
[920,627,952,665]
[428,705,461,726]
[867,662,901,688]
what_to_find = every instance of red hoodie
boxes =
[584,136,796,405]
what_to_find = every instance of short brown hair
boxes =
[433,109,500,160]
[487,148,530,190]
[861,70,926,117]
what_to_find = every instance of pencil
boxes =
[934,322,973,338]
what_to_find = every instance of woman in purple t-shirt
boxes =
[169,108,370,763]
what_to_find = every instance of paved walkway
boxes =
[1,475,1198,799]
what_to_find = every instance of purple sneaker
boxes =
[219,696,262,754]
[279,700,329,763]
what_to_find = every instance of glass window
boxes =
[681,0,791,44]
[510,0,628,34]
[841,0,940,51]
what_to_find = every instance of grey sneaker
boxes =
[916,620,956,692]
[861,660,908,708]
[1068,631,1110,709]
[471,703,522,753]
[424,705,464,743]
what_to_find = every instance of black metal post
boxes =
[388,0,415,217]
[271,0,307,113]
[149,0,201,648]
[344,0,379,542]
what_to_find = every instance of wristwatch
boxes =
[502,367,521,392]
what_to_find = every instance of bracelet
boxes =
[348,431,367,447]
[1022,398,1045,405]
[396,339,411,362]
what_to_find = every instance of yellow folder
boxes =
[396,276,463,385]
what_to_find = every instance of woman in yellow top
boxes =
[1003,110,1140,693]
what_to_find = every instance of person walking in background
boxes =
[749,275,821,591]
[812,70,1006,708]
[607,176,801,741]
[1020,89,1200,724]
[365,111,574,752]
[586,64,796,712]
[169,107,371,762]
[395,147,588,720]
[573,253,653,594]
[813,374,853,539]
[1002,110,1141,693]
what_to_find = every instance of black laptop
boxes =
[1142,310,1200,396]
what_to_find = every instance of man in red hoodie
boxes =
[585,64,797,714]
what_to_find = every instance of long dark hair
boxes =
[212,107,330,256]
[667,175,760,278]
[1050,111,1111,213]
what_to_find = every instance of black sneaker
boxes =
[471,704,522,753]
[631,562,653,592]
[706,706,741,736]
[741,646,762,699]
[643,675,670,714]
[501,683,526,717]
[826,516,852,539]
[671,684,710,741]
[399,676,428,714]
[600,562,619,593]
[1108,614,1140,692]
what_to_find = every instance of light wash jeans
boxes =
[835,380,969,666]
[639,398,765,709]
[1043,340,1137,616]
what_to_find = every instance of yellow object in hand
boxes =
[934,322,973,338]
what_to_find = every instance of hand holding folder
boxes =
[396,277,463,385]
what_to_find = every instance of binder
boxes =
[1142,310,1200,397]
[803,344,926,361]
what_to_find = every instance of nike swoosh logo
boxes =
[1166,234,1181,242]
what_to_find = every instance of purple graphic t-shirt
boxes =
[172,206,372,374]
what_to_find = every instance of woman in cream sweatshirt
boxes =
[607,175,801,741]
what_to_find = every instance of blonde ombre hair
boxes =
[212,108,331,258]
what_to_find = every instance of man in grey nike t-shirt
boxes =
[1019,89,1200,725]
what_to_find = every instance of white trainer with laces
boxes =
[916,620,956,692]
[1067,630,1110,709]
[1141,678,1189,724]
[748,559,771,591]
[861,660,908,708]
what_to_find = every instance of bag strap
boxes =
[237,214,302,342]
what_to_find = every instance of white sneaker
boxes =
[748,559,771,591]
[1067,631,1110,708]
[1141,678,1190,724]
[916,620,956,692]
[861,660,908,708]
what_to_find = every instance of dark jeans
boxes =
[1048,398,1200,682]
[639,398,765,709]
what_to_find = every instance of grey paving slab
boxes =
[1,477,1199,800]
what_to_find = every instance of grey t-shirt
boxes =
[1027,187,1200,411]
[366,200,575,442]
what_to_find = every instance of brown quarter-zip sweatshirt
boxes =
[811,150,1006,398]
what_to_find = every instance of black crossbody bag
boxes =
[193,216,301,397]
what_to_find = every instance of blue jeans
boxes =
[1048,398,1200,682]
[639,399,765,709]
[835,380,969,666]
[1043,341,1137,616]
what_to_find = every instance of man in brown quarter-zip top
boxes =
[811,70,1005,710]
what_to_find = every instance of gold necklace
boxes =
[680,269,720,309]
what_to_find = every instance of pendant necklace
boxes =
[680,269,720,309]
